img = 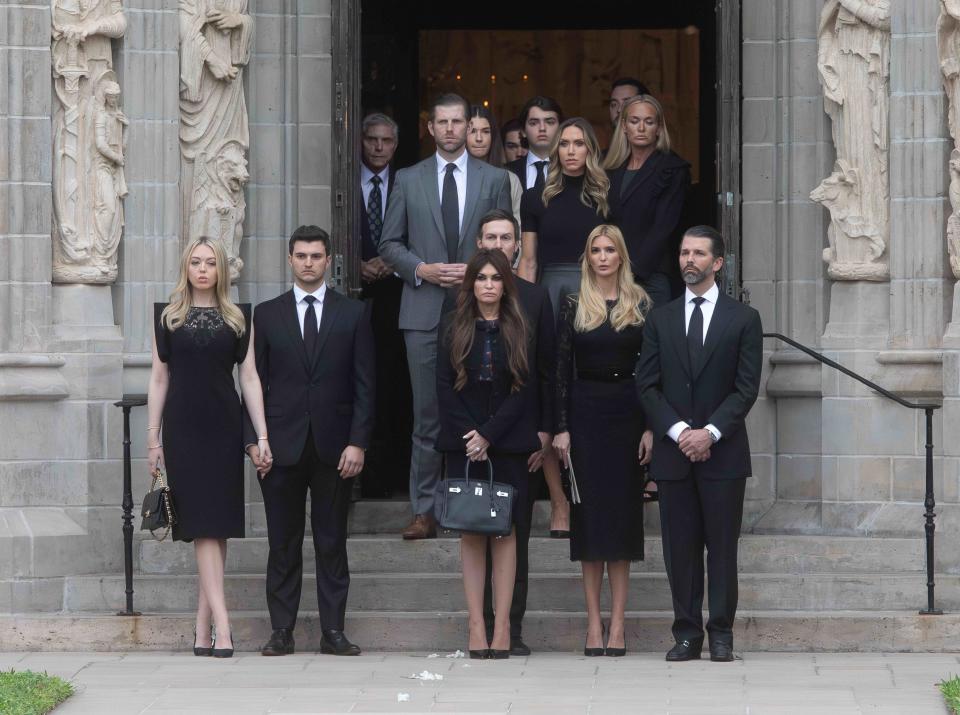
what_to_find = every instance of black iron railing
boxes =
[765,333,943,615]
[114,394,146,616]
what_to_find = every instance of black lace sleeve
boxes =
[554,294,577,433]
[154,303,170,363]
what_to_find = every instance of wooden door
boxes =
[716,0,742,298]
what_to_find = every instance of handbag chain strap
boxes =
[150,467,174,542]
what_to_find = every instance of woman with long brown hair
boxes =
[147,236,271,658]
[466,105,523,227]
[553,225,654,657]
[604,94,690,308]
[436,249,540,659]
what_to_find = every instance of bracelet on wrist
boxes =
[258,436,268,441]
[148,444,162,449]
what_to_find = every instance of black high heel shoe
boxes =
[469,649,490,660]
[489,649,510,659]
[605,625,626,657]
[193,627,213,657]
[584,624,605,657]
[211,629,234,659]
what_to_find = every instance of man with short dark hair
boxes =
[245,225,375,657]
[608,77,650,127]
[379,94,512,539]
[501,118,527,164]
[505,96,563,192]
[636,225,762,663]
[474,208,555,655]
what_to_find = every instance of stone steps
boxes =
[3,610,959,653]
[138,534,954,576]
[62,570,960,613]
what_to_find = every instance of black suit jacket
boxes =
[505,157,528,189]
[360,170,394,262]
[435,313,541,455]
[607,151,690,280]
[635,291,762,481]
[516,277,556,434]
[243,288,375,467]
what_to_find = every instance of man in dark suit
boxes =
[379,93,512,540]
[635,225,763,663]
[474,209,555,656]
[245,226,375,657]
[358,112,412,498]
[504,96,563,194]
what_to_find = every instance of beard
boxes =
[682,267,709,285]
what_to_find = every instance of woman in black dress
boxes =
[604,94,690,309]
[553,225,653,657]
[147,236,271,657]
[517,116,610,537]
[437,249,540,659]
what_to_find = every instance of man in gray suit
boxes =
[379,93,512,539]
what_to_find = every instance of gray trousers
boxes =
[403,327,443,516]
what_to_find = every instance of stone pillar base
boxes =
[943,281,960,348]
[822,281,890,349]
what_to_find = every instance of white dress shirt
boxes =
[524,152,549,190]
[293,283,327,337]
[667,283,722,444]
[435,150,468,231]
[360,165,390,221]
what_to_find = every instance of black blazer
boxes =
[360,170,394,262]
[505,157,528,189]
[607,151,690,280]
[635,291,763,481]
[516,277,556,434]
[435,314,541,454]
[243,288,375,467]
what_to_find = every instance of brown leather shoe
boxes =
[401,513,437,540]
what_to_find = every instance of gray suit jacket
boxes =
[378,154,512,331]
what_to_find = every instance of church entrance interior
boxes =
[352,0,737,499]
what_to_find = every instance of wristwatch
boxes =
[708,429,719,444]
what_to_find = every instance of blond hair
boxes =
[574,225,650,333]
[604,94,672,170]
[161,237,246,337]
[542,117,609,218]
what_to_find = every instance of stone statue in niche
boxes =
[811,0,890,281]
[179,0,253,282]
[938,1,960,278]
[51,0,128,284]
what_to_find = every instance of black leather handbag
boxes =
[435,458,514,536]
[141,467,177,541]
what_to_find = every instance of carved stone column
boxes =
[51,0,128,284]
[178,0,253,283]
[939,0,960,344]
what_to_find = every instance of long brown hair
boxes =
[468,105,505,166]
[446,249,528,392]
[542,117,610,218]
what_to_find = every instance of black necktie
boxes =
[303,295,318,359]
[367,175,383,247]
[687,296,705,370]
[442,163,460,263]
[533,160,547,194]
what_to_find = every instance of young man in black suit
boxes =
[245,225,375,657]
[474,209,555,656]
[635,225,763,663]
[504,96,563,193]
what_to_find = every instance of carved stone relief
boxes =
[811,0,891,281]
[179,0,253,282]
[939,1,960,278]
[51,0,128,284]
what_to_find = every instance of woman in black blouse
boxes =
[437,249,540,659]
[553,225,653,657]
[604,94,690,309]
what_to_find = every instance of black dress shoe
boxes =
[261,628,295,656]
[320,629,361,656]
[709,642,735,662]
[665,638,703,662]
[510,638,531,656]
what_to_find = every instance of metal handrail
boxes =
[114,394,146,617]
[765,333,943,615]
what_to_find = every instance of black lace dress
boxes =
[154,304,251,541]
[555,296,646,561]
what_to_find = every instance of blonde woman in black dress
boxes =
[553,225,653,657]
[147,236,271,657]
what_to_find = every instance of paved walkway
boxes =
[3,651,956,714]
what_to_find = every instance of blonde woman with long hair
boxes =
[604,94,690,308]
[147,236,271,658]
[552,225,654,657]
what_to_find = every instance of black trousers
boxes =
[259,431,351,631]
[482,469,541,640]
[657,475,746,645]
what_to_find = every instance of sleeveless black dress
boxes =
[154,304,251,541]
[555,296,646,562]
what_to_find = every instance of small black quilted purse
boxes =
[434,458,514,536]
[141,467,177,541]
